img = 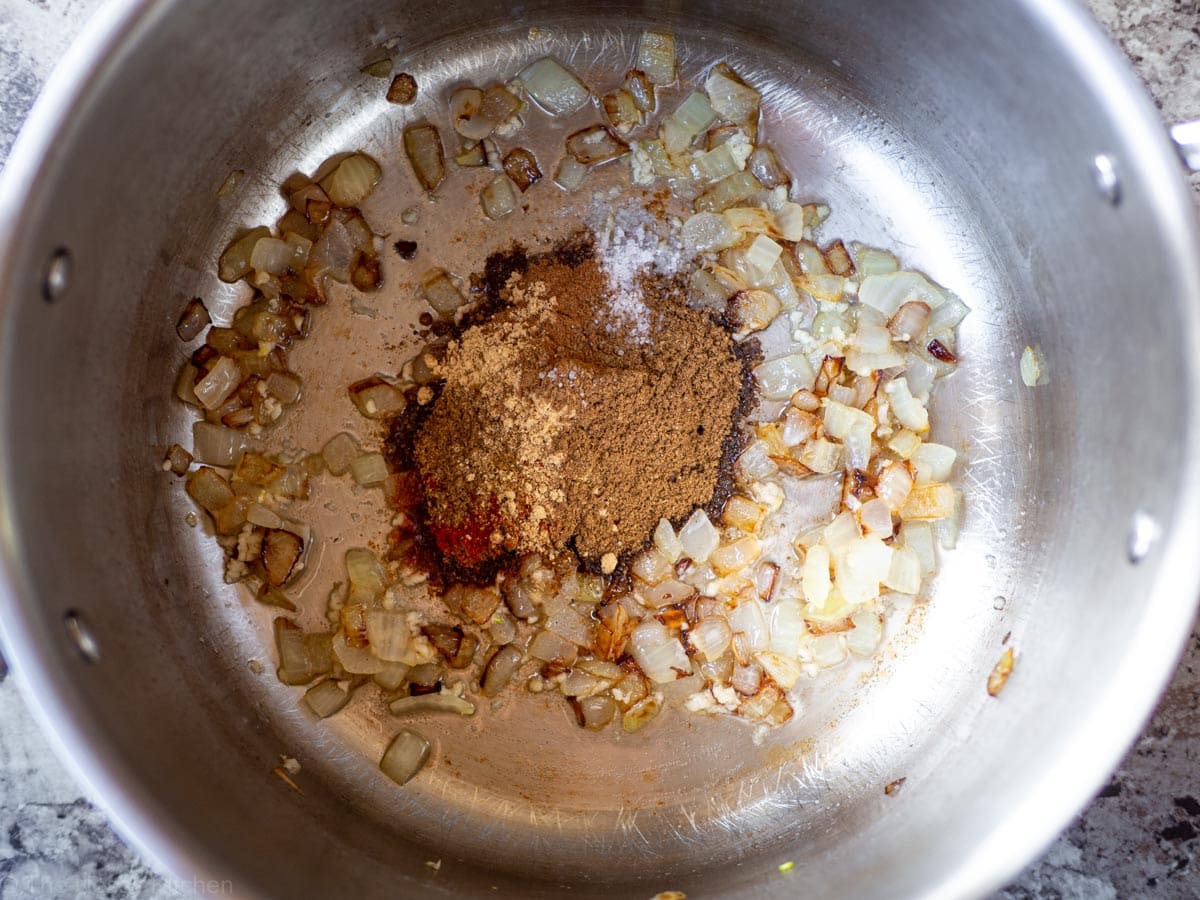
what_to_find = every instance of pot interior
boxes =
[1,1,1198,898]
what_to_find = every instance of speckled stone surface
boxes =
[0,1,1197,898]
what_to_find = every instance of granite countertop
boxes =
[1,1,1198,897]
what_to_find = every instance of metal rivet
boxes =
[63,611,100,663]
[1127,511,1161,564]
[1092,154,1121,206]
[43,248,71,302]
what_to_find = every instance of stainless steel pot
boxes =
[2,1,1199,897]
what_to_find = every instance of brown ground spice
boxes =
[410,238,748,575]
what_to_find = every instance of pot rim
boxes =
[0,1,1197,898]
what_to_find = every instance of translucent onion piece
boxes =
[694,170,763,213]
[403,123,445,192]
[889,301,932,342]
[709,536,761,576]
[520,57,590,116]
[846,611,883,657]
[321,432,360,476]
[900,521,937,576]
[176,299,210,342]
[481,175,519,220]
[653,518,683,563]
[853,244,900,276]
[186,467,234,512]
[450,87,492,140]
[1020,345,1044,387]
[704,63,760,125]
[602,89,643,135]
[304,679,350,718]
[728,289,781,334]
[502,148,542,191]
[631,548,672,585]
[689,616,732,660]
[320,154,382,207]
[884,377,929,432]
[756,651,801,689]
[366,610,412,662]
[912,443,957,484]
[389,688,475,716]
[769,599,806,656]
[690,144,740,182]
[350,453,389,486]
[754,354,816,401]
[349,377,406,419]
[553,156,588,192]
[481,644,523,697]
[728,600,768,653]
[884,546,922,594]
[681,212,739,252]
[678,509,720,563]
[566,125,628,165]
[636,31,677,85]
[194,356,243,410]
[662,92,717,154]
[192,421,245,467]
[577,695,618,730]
[859,270,948,317]
[622,692,663,732]
[629,621,690,683]
[802,545,832,606]
[380,729,431,785]
[219,226,270,283]
[528,629,577,665]
[545,606,595,647]
[421,268,465,317]
[623,69,655,111]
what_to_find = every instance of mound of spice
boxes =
[411,238,749,577]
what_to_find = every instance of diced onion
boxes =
[704,63,759,125]
[350,453,389,486]
[769,599,806,656]
[322,432,359,476]
[1020,345,1044,387]
[690,616,732,660]
[653,518,683,563]
[900,521,937,576]
[481,175,518,219]
[194,357,243,410]
[899,483,957,521]
[554,156,589,192]
[662,92,716,154]
[192,421,245,467]
[380,729,431,785]
[681,212,739,252]
[421,268,465,317]
[219,227,270,283]
[629,621,690,683]
[520,57,590,116]
[912,443,956,484]
[403,123,445,192]
[304,679,350,718]
[728,600,768,653]
[566,125,628,165]
[349,377,407,419]
[709,536,761,576]
[845,611,883,657]
[884,545,922,594]
[678,509,720,563]
[365,610,412,661]
[694,171,762,213]
[637,31,677,85]
[545,606,595,647]
[885,377,929,432]
[481,644,523,697]
[320,154,382,207]
[755,651,801,689]
[859,270,948,317]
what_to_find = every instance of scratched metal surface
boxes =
[0,0,1198,898]
[147,19,1030,873]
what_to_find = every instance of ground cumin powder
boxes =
[411,238,746,575]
